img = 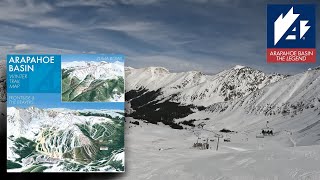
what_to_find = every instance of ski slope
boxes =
[117,118,320,180]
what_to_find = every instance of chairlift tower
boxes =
[215,134,223,151]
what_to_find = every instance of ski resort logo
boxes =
[273,7,310,46]
[267,5,316,63]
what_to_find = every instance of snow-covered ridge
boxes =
[7,106,122,139]
[233,65,245,70]
[126,65,286,106]
[178,68,320,146]
[62,60,124,69]
[206,67,320,115]
[62,60,124,81]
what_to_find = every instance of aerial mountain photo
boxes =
[61,56,124,102]
[7,105,125,172]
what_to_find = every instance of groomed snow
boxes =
[115,118,320,180]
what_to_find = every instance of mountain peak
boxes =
[125,66,135,70]
[146,67,170,75]
[233,65,246,70]
[309,66,320,71]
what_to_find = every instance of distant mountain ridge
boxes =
[62,61,124,81]
[126,66,286,106]
[62,61,124,102]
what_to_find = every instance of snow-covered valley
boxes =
[120,65,320,179]
[116,118,320,180]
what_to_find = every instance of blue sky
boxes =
[0,0,319,75]
[7,93,124,110]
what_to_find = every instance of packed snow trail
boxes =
[112,119,320,180]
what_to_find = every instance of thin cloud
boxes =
[101,22,155,32]
[0,44,77,59]
[0,0,52,22]
[13,44,31,51]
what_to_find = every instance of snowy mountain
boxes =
[121,66,320,179]
[125,66,285,125]
[126,66,320,146]
[201,67,320,146]
[62,61,124,81]
[207,66,320,116]
[7,107,125,172]
[62,61,124,102]
[126,66,285,106]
